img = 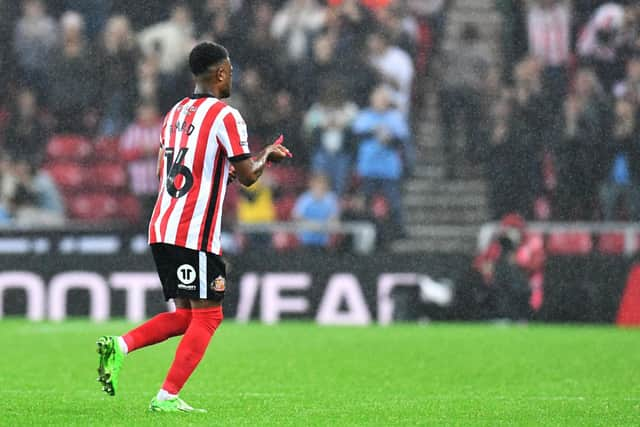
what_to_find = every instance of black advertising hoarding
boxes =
[0,247,466,324]
[0,230,636,323]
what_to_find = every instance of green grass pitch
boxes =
[1,320,639,426]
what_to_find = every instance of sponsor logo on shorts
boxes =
[177,264,196,285]
[211,275,225,292]
[177,284,196,290]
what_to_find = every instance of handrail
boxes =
[477,221,640,255]
[235,221,377,254]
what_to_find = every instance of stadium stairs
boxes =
[391,0,500,254]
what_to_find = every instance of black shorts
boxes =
[150,243,227,301]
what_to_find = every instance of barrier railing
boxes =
[235,221,377,255]
[477,221,640,255]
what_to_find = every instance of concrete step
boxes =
[406,224,479,237]
[391,237,476,254]
[406,208,487,225]
[404,193,486,208]
[405,179,486,194]
[455,0,496,11]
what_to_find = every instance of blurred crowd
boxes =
[0,0,439,249]
[463,0,640,222]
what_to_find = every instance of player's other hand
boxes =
[266,135,292,163]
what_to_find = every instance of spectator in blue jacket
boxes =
[293,174,340,247]
[353,86,411,236]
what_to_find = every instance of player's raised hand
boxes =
[266,135,292,163]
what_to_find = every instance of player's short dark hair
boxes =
[189,41,229,76]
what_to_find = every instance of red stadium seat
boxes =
[91,163,128,191]
[371,195,389,220]
[275,194,297,220]
[46,135,93,161]
[546,231,593,255]
[94,136,121,160]
[272,231,299,251]
[117,194,142,224]
[44,163,87,190]
[597,233,626,255]
[66,193,119,222]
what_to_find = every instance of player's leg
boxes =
[150,253,226,413]
[120,297,192,354]
[97,244,194,396]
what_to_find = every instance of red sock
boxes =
[162,306,223,395]
[122,308,192,353]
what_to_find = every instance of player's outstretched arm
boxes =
[232,142,291,187]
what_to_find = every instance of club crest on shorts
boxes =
[177,264,196,285]
[211,275,226,292]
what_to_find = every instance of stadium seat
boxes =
[44,163,87,190]
[275,194,297,220]
[94,136,121,160]
[272,231,299,251]
[597,233,626,255]
[91,163,128,191]
[66,193,119,222]
[371,195,390,220]
[117,194,142,224]
[546,231,593,255]
[46,135,93,161]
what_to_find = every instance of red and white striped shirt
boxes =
[120,119,163,195]
[527,2,570,67]
[148,94,251,255]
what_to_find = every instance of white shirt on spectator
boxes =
[120,120,162,196]
[138,20,194,74]
[271,0,326,62]
[577,3,624,60]
[527,1,570,67]
[370,46,415,115]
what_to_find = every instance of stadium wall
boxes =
[0,232,636,324]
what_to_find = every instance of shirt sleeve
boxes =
[217,108,252,161]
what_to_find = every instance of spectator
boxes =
[527,0,571,110]
[271,0,327,64]
[304,82,358,195]
[13,0,57,100]
[263,90,304,161]
[293,174,340,247]
[138,3,195,76]
[555,68,609,220]
[576,3,639,91]
[47,11,98,134]
[366,31,414,115]
[1,158,65,227]
[484,96,527,219]
[137,56,161,107]
[237,172,277,248]
[599,99,640,220]
[241,1,279,78]
[231,67,268,141]
[375,3,418,56]
[95,15,139,137]
[472,213,545,319]
[353,86,410,237]
[613,55,640,102]
[407,0,449,55]
[4,87,48,166]
[439,23,490,179]
[496,0,528,83]
[119,103,163,219]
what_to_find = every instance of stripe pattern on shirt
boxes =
[148,96,251,255]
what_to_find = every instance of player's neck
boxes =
[193,84,219,99]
